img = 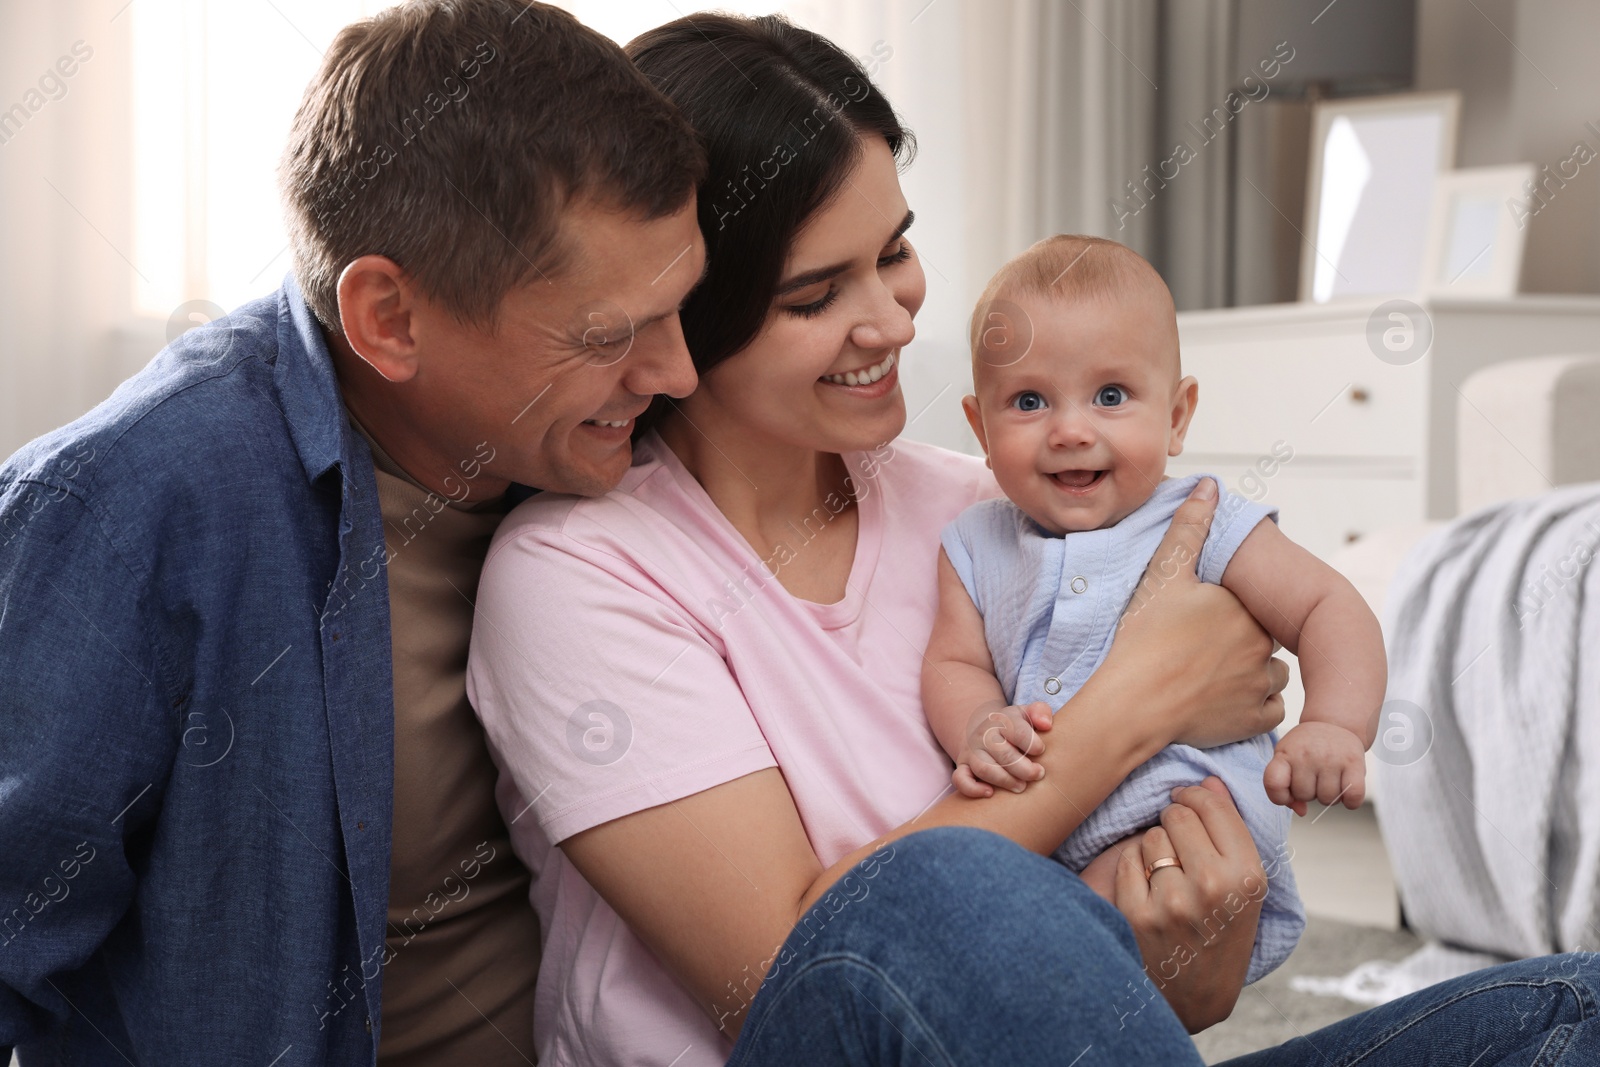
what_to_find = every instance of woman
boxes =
[466,13,1600,1066]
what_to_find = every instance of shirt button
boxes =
[366,1017,373,1034]
[1043,677,1062,695]
[1070,576,1088,594]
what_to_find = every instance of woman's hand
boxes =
[1112,778,1264,1033]
[1101,480,1289,750]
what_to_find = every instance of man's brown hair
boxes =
[279,0,706,332]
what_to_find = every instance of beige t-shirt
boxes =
[354,421,541,1065]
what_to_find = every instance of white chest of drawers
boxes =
[1169,296,1600,563]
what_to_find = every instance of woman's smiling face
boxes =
[683,135,925,455]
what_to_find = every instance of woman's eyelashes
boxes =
[782,243,914,319]
[787,288,838,319]
[877,241,912,268]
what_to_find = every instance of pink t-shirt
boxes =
[466,431,997,1067]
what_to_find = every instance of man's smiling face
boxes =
[403,194,706,498]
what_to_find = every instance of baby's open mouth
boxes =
[1047,469,1106,490]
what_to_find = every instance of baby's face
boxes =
[964,288,1196,535]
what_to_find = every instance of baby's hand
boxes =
[1265,721,1367,816]
[952,701,1053,797]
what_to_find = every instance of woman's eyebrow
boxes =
[774,209,916,298]
[889,209,915,243]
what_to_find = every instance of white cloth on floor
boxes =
[1289,943,1509,1006]
[1375,481,1600,960]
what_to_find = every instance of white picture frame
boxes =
[1418,164,1536,298]
[1299,91,1461,303]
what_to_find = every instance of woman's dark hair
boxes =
[626,15,914,405]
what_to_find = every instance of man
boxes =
[0,1,704,1061]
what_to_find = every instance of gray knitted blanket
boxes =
[1375,481,1600,958]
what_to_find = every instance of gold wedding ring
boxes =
[1144,857,1182,880]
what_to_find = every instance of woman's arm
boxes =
[564,661,1170,1038]
[563,482,1286,1036]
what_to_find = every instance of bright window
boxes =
[130,0,784,317]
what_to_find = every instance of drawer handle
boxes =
[1349,387,1371,404]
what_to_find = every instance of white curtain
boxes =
[0,0,400,462]
[960,0,1161,289]
[0,5,138,461]
[1158,0,1238,310]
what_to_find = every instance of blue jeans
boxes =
[729,827,1600,1066]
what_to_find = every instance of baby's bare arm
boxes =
[1221,521,1383,811]
[922,550,1002,758]
[1219,521,1385,746]
[922,550,1050,796]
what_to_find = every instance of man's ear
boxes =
[336,255,420,384]
[961,394,991,468]
[1168,375,1199,457]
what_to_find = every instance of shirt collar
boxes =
[273,273,363,485]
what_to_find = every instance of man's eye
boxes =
[1012,391,1046,412]
[583,330,628,355]
[581,307,633,351]
[1095,385,1127,407]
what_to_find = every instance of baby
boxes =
[921,234,1385,982]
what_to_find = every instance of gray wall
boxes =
[1416,0,1600,295]
[1231,0,1600,307]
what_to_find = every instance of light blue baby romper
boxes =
[941,473,1305,982]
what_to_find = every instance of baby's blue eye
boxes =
[1012,391,1046,412]
[1095,385,1127,407]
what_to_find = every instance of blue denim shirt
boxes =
[0,279,399,1064]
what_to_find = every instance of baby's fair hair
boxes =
[968,234,1176,370]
